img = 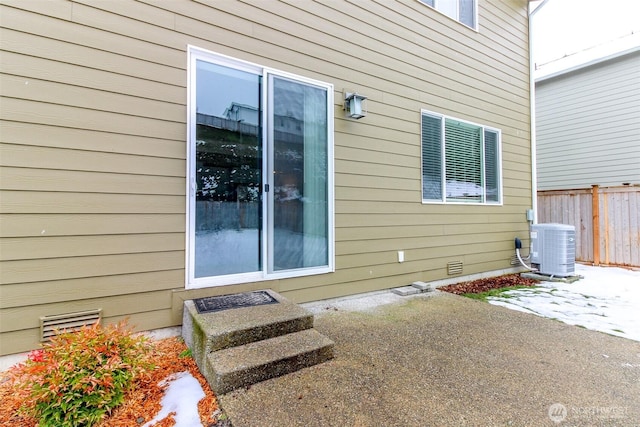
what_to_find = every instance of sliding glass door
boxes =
[193,61,262,278]
[270,76,329,271]
[188,47,333,288]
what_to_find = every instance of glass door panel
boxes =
[271,76,329,271]
[194,60,262,277]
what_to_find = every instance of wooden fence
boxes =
[537,185,640,267]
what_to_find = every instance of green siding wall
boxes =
[0,0,532,355]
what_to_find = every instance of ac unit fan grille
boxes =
[530,224,575,277]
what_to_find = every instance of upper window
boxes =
[421,110,501,204]
[420,0,477,29]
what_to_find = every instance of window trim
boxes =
[186,45,335,289]
[420,109,503,205]
[418,0,479,31]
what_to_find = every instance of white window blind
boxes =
[421,111,501,204]
[445,118,482,202]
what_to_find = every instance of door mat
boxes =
[194,291,279,314]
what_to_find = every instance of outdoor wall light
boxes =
[344,92,367,119]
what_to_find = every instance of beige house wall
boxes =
[0,0,532,355]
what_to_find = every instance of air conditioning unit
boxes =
[530,223,575,277]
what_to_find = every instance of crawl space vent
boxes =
[447,261,463,275]
[40,309,102,342]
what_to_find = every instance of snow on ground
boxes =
[305,264,640,343]
[488,264,640,342]
[142,371,205,427]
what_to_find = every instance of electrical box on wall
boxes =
[526,209,534,221]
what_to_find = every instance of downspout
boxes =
[527,0,551,225]
[513,1,549,271]
[527,2,541,224]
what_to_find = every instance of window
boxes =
[421,110,501,204]
[420,0,477,29]
[187,46,334,288]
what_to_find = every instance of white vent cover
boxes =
[530,224,575,277]
[40,309,102,342]
[447,261,463,275]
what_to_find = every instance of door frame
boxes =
[185,45,334,290]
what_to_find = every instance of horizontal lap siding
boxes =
[536,51,640,190]
[0,0,531,354]
[0,0,188,354]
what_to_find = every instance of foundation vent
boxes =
[40,309,102,342]
[447,261,463,275]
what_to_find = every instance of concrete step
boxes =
[183,290,314,368]
[204,328,334,394]
[182,289,334,395]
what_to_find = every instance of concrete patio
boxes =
[219,291,640,426]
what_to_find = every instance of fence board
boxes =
[580,193,593,261]
[630,190,640,264]
[538,186,639,267]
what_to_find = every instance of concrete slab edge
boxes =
[391,267,526,297]
[521,272,584,283]
[391,286,421,296]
